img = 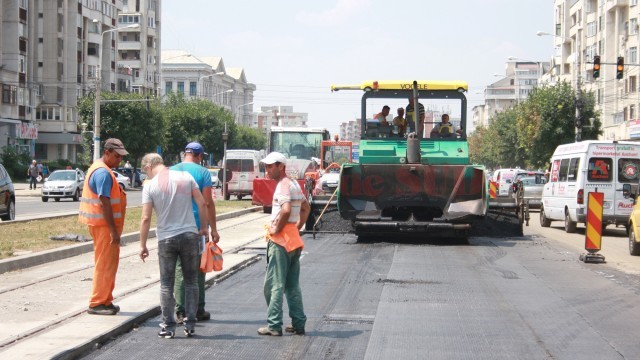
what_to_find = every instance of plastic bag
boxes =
[199,242,223,273]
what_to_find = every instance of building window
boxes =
[587,21,596,37]
[632,18,639,35]
[190,82,197,96]
[630,47,638,64]
[177,82,184,95]
[630,76,638,93]
[165,81,172,94]
[2,85,17,104]
[88,65,97,78]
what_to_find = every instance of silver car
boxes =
[41,169,85,202]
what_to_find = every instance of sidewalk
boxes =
[0,210,270,360]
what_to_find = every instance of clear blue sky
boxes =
[162,0,553,136]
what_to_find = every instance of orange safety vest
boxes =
[78,161,126,231]
[265,223,304,252]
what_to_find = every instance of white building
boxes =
[252,106,308,131]
[476,61,549,129]
[161,50,255,125]
[339,119,362,141]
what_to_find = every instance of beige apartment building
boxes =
[548,0,640,140]
[0,0,160,162]
[253,106,308,131]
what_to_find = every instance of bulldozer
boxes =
[329,80,522,240]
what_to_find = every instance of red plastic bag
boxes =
[200,242,223,273]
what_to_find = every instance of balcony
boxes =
[605,0,629,11]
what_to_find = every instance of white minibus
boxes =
[540,141,640,232]
[224,150,264,200]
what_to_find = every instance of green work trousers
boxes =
[174,258,206,313]
[264,241,306,331]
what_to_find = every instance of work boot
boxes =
[87,304,117,315]
[285,325,305,335]
[257,327,282,336]
[196,309,210,321]
[176,311,185,325]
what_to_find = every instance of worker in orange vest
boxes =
[79,138,129,315]
[258,152,310,336]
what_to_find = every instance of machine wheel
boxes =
[0,199,15,221]
[564,209,577,233]
[72,189,80,202]
[539,206,551,227]
[237,195,243,200]
[42,197,49,203]
[630,227,640,256]
[263,206,272,214]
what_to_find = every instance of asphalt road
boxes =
[83,212,640,360]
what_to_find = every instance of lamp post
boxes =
[537,30,582,142]
[235,102,254,125]
[198,72,224,100]
[93,23,140,161]
[222,123,229,200]
[211,89,233,105]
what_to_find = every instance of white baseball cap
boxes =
[260,152,287,165]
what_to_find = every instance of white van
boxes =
[540,140,640,232]
[491,168,519,197]
[224,150,264,200]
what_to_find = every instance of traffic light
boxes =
[617,57,624,79]
[593,55,601,79]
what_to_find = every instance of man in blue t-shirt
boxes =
[171,142,220,323]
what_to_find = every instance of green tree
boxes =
[162,93,265,165]
[78,92,164,167]
[469,81,601,170]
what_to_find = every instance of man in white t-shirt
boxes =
[138,153,208,339]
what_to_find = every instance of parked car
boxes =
[112,171,130,190]
[116,167,146,187]
[514,175,546,209]
[623,181,640,256]
[0,164,15,221]
[41,169,85,202]
[208,168,221,188]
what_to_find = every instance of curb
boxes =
[0,207,261,275]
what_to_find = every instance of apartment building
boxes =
[339,119,362,141]
[253,106,307,130]
[161,50,255,125]
[474,61,549,129]
[0,0,160,162]
[548,0,640,140]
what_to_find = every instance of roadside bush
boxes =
[0,146,31,180]
[45,159,85,172]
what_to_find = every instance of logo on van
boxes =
[618,202,634,209]
[621,162,639,180]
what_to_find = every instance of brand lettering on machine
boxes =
[400,83,428,90]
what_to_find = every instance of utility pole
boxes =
[575,32,582,143]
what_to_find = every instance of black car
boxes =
[0,164,16,221]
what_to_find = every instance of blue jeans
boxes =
[157,232,199,331]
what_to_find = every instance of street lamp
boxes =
[93,23,140,161]
[199,72,225,99]
[222,123,229,200]
[235,102,254,124]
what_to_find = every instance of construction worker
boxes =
[79,138,129,315]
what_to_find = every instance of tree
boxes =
[78,92,164,166]
[162,93,265,165]
[468,81,601,170]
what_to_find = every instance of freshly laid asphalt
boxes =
[0,194,268,360]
